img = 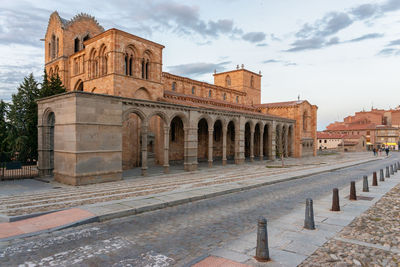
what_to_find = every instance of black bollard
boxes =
[304,198,315,230]
[372,173,378,186]
[390,165,394,175]
[350,181,357,200]
[386,166,390,178]
[363,175,369,192]
[331,188,340,211]
[380,169,384,182]
[255,216,270,262]
[395,163,398,173]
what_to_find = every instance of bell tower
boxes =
[213,65,261,105]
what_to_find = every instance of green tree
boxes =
[5,70,66,162]
[40,70,66,98]
[7,73,40,161]
[0,100,10,161]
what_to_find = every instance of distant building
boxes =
[317,132,344,150]
[325,107,400,150]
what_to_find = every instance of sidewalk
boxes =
[190,160,400,266]
[0,153,385,241]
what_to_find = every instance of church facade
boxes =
[38,12,317,185]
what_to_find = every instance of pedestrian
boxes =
[372,148,376,156]
[385,147,389,156]
[378,148,382,156]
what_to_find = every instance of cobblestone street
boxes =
[0,153,398,266]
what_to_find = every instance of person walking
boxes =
[385,147,389,156]
[372,148,376,156]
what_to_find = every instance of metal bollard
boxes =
[350,181,357,200]
[255,216,270,262]
[386,166,390,178]
[331,188,340,211]
[304,198,315,230]
[380,169,384,182]
[372,173,378,186]
[395,163,398,173]
[390,165,394,175]
[363,175,369,192]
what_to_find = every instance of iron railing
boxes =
[0,161,38,180]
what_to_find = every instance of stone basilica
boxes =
[38,12,318,185]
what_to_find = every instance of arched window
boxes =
[48,43,51,59]
[74,80,83,91]
[74,38,80,53]
[223,93,227,100]
[124,55,128,75]
[236,96,239,103]
[141,59,145,79]
[89,49,97,79]
[209,90,212,97]
[82,34,90,49]
[129,57,133,76]
[51,35,56,59]
[56,37,59,57]
[303,111,308,131]
[225,75,231,86]
[172,82,177,91]
[192,86,195,94]
[99,45,107,76]
[250,76,254,88]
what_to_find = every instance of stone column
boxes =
[141,124,148,176]
[259,126,264,160]
[284,125,289,157]
[250,126,255,162]
[270,121,276,160]
[236,116,245,164]
[163,126,170,173]
[208,128,213,168]
[222,126,227,166]
[290,125,295,157]
[184,111,198,171]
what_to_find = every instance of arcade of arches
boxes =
[38,92,294,185]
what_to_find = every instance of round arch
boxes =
[74,80,84,91]
[122,108,147,122]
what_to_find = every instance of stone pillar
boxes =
[141,124,148,176]
[236,116,245,164]
[289,125,295,157]
[270,121,276,160]
[284,125,289,157]
[250,126,255,162]
[208,128,213,168]
[222,126,227,166]
[259,126,264,160]
[184,111,198,171]
[163,126,169,174]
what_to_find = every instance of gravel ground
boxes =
[299,182,400,267]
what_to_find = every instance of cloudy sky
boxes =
[1,0,400,130]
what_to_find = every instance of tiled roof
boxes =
[317,132,345,139]
[161,91,293,121]
[326,123,377,131]
[256,100,305,108]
